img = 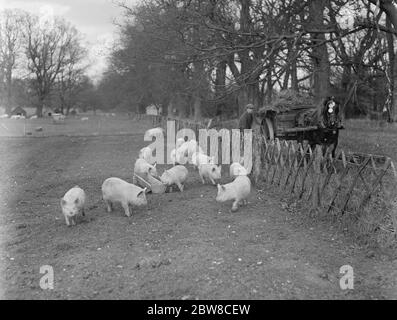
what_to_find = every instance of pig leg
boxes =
[210,177,216,185]
[176,181,184,192]
[64,215,71,226]
[122,202,131,217]
[231,200,239,212]
[240,199,248,206]
[81,208,85,217]
[199,172,205,184]
[70,215,76,226]
[105,200,113,213]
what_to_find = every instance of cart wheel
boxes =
[261,118,275,140]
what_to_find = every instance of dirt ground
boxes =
[0,119,397,299]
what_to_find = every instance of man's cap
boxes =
[246,103,255,109]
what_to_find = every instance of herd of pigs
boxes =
[60,128,251,226]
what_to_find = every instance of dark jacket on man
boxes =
[238,111,254,131]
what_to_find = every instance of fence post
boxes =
[311,146,322,209]
[252,130,262,185]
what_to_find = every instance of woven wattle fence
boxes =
[251,129,397,245]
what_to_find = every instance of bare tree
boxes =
[23,14,84,117]
[55,38,87,114]
[367,0,397,121]
[0,9,24,115]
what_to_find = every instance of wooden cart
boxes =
[256,96,344,155]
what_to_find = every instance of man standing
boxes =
[238,103,255,131]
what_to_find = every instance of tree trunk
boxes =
[36,101,44,117]
[266,53,274,104]
[5,72,12,115]
[392,52,397,121]
[193,96,202,121]
[387,17,396,122]
[237,88,249,116]
[215,60,226,98]
[291,45,299,92]
[238,0,254,115]
[368,0,397,120]
[176,94,187,119]
[309,0,330,103]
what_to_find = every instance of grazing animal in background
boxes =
[146,127,164,136]
[60,186,86,226]
[229,162,248,179]
[81,117,89,121]
[102,177,147,217]
[216,175,251,212]
[133,158,158,183]
[198,164,222,185]
[160,165,188,192]
[139,146,154,164]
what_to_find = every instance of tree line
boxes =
[0,9,97,117]
[2,1,397,122]
[99,0,397,122]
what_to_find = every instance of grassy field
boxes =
[339,119,397,162]
[0,115,397,299]
[0,114,147,138]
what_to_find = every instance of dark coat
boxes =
[238,111,254,130]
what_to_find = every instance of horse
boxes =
[299,96,342,158]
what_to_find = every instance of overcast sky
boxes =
[0,0,138,82]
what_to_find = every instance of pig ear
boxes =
[153,162,157,167]
[221,185,226,191]
[61,199,66,206]
[143,187,148,193]
[74,198,79,204]
[212,167,216,172]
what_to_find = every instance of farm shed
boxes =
[11,107,27,117]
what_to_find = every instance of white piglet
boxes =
[160,165,188,192]
[176,138,185,149]
[186,139,203,160]
[170,148,177,165]
[216,175,251,212]
[175,146,189,164]
[229,162,248,179]
[138,146,153,164]
[198,164,222,185]
[191,152,214,167]
[146,127,164,136]
[102,177,147,217]
[60,186,86,226]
